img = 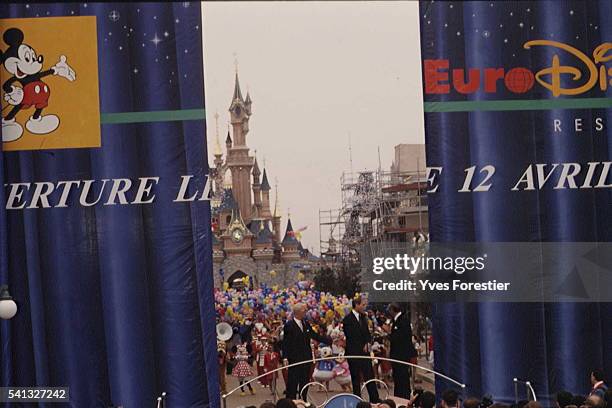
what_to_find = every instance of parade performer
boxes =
[254,322,270,380]
[332,351,352,392]
[312,346,335,387]
[261,341,280,389]
[232,343,255,396]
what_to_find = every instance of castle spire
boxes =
[245,89,252,115]
[260,168,271,191]
[282,216,298,246]
[253,155,261,178]
[225,129,232,147]
[271,178,282,242]
[232,71,243,102]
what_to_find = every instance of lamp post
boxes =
[0,285,17,320]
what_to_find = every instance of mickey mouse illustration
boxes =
[1,27,76,142]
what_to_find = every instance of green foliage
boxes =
[313,264,359,297]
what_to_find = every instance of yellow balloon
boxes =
[223,282,229,291]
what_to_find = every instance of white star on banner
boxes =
[109,10,120,22]
[150,33,162,47]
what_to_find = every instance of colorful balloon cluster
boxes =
[215,284,353,325]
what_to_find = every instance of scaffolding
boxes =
[319,167,429,265]
[318,208,344,263]
[317,162,432,334]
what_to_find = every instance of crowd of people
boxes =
[215,283,431,400]
[236,374,610,408]
[215,284,608,408]
[553,370,610,408]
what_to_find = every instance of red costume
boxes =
[261,349,279,387]
[254,340,267,379]
[232,345,253,379]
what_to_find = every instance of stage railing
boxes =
[300,381,330,408]
[155,391,167,408]
[360,378,390,400]
[513,378,537,402]
[221,355,466,408]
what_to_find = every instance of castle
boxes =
[210,72,317,289]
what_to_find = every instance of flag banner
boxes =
[0,3,218,408]
[419,0,611,403]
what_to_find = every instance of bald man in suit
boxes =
[282,303,332,400]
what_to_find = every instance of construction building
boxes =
[319,144,429,265]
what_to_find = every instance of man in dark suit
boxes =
[281,303,332,400]
[589,369,608,398]
[342,295,380,403]
[387,303,417,399]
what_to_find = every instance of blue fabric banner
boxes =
[0,3,218,407]
[420,0,611,404]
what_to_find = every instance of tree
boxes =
[313,266,336,293]
[313,264,359,297]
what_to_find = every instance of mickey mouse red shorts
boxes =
[21,80,50,109]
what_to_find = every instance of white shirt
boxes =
[352,310,360,322]
[294,318,304,331]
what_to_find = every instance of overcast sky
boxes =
[201,1,424,253]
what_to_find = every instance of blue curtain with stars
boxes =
[420,0,611,404]
[0,3,218,408]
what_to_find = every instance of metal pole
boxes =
[526,383,529,401]
[513,378,519,405]
[272,370,278,403]
[526,381,536,401]
[512,378,537,402]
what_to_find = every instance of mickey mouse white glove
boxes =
[4,86,23,105]
[52,55,76,81]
